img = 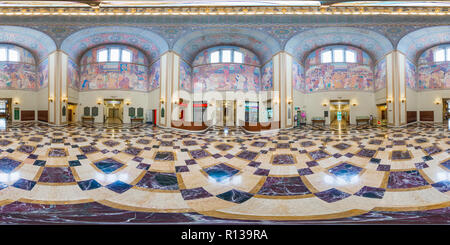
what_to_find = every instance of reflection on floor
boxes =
[0,121,448,224]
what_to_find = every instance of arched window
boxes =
[97,47,133,63]
[209,49,243,64]
[0,47,20,62]
[320,48,356,64]
[433,46,450,62]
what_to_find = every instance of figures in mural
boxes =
[261,61,273,91]
[192,64,261,92]
[405,59,416,89]
[374,59,386,91]
[305,64,373,92]
[417,46,450,90]
[180,61,192,91]
[292,61,304,91]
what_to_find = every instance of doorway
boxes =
[216,100,236,127]
[443,98,450,122]
[0,98,12,121]
[377,103,387,125]
[104,99,123,124]
[330,100,350,129]
[67,103,77,123]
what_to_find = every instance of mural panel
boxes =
[374,58,386,91]
[149,60,160,91]
[405,58,417,90]
[80,63,149,91]
[418,45,450,90]
[292,59,304,92]
[261,60,273,91]
[192,64,260,92]
[0,63,36,90]
[305,63,373,92]
[68,59,80,90]
[180,60,192,92]
[38,59,48,89]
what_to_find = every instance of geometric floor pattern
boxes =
[0,122,448,223]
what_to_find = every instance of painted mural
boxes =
[305,64,373,92]
[292,59,304,92]
[192,64,260,92]
[149,60,160,91]
[417,45,450,90]
[80,63,149,91]
[38,59,48,89]
[67,59,80,90]
[0,45,38,90]
[0,63,37,90]
[80,44,152,91]
[180,59,192,92]
[405,58,417,90]
[261,60,273,91]
[374,58,386,91]
[192,46,260,66]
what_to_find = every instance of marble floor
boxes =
[0,121,448,224]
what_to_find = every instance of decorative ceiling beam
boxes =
[0,6,447,16]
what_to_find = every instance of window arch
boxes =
[80,44,148,66]
[193,46,260,67]
[306,45,371,67]
[209,49,244,64]
[79,44,151,91]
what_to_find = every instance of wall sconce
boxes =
[62,97,67,103]
[97,100,102,105]
[14,101,19,105]
[352,103,357,106]
[387,98,392,103]
[160,98,165,104]
[322,103,327,107]
[434,99,441,105]
[273,98,279,105]
[125,100,131,106]
[49,97,54,103]
[287,99,292,105]
[401,98,406,103]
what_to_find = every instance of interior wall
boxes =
[77,90,149,123]
[298,91,377,125]
[417,89,450,122]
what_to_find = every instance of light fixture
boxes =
[14,101,19,105]
[126,100,131,106]
[287,99,293,105]
[49,97,54,102]
[387,98,392,103]
[322,103,327,107]
[97,100,102,105]
[401,98,406,103]
[62,97,67,103]
[352,103,357,106]
[435,99,441,105]
[160,98,165,104]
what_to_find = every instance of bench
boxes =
[131,118,144,124]
[356,116,370,125]
[82,116,95,123]
[311,117,325,126]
